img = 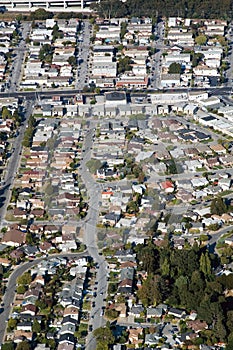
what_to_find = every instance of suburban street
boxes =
[0,16,233,350]
[76,20,91,90]
[0,103,107,348]
[150,21,165,89]
[208,225,233,253]
[225,24,233,87]
[0,98,34,231]
[0,252,89,346]
[6,22,31,93]
[79,127,107,350]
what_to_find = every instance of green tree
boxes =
[52,24,63,41]
[1,343,15,350]
[47,339,56,350]
[137,275,162,306]
[227,311,233,333]
[108,283,117,294]
[161,257,170,277]
[26,232,34,245]
[195,34,207,45]
[168,62,182,74]
[105,308,119,320]
[197,298,213,324]
[190,270,205,294]
[218,273,233,290]
[30,8,53,20]
[215,315,227,341]
[12,110,21,125]
[22,115,36,148]
[7,318,17,331]
[120,21,127,39]
[91,0,128,19]
[208,223,220,231]
[226,332,233,350]
[126,200,139,214]
[118,56,133,74]
[32,319,41,333]
[17,272,32,285]
[1,106,12,119]
[68,56,76,66]
[137,243,159,274]
[192,52,204,67]
[17,285,27,294]
[200,252,211,277]
[175,275,188,290]
[93,326,115,349]
[25,36,30,44]
[39,44,53,62]
[16,342,30,350]
[210,197,227,215]
[217,35,228,47]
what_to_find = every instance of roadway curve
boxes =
[0,252,89,346]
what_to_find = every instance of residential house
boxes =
[168,307,186,318]
[147,307,163,319]
[128,327,143,348]
[2,229,27,247]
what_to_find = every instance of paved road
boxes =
[0,99,34,230]
[0,122,106,348]
[224,28,233,87]
[0,251,88,346]
[76,20,91,90]
[5,22,31,93]
[148,166,233,183]
[78,127,107,350]
[150,21,165,89]
[205,224,233,256]
[0,86,233,101]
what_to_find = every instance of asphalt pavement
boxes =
[0,252,89,346]
[76,20,91,90]
[78,127,108,350]
[0,99,34,231]
[6,22,31,93]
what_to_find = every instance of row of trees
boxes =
[22,115,37,148]
[1,107,21,127]
[20,0,233,21]
[91,0,233,19]
[135,241,233,344]
[38,44,54,64]
[16,2,233,22]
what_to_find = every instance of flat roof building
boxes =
[105,91,127,106]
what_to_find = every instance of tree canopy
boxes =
[91,0,233,19]
[30,8,53,20]
[39,44,53,63]
[1,107,12,120]
[118,56,133,74]
[168,62,182,74]
[135,240,232,343]
[93,325,115,349]
[195,34,207,45]
[210,197,227,215]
